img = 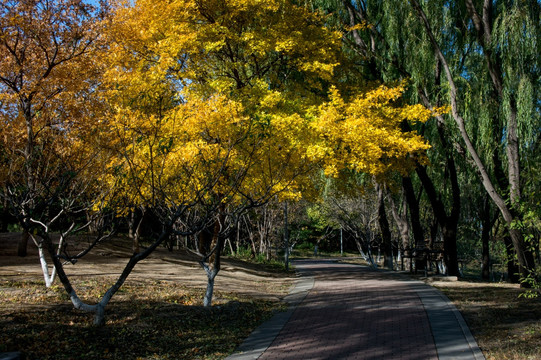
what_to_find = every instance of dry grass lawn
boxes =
[432,279,541,360]
[0,233,294,359]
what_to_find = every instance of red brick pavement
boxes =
[258,260,438,360]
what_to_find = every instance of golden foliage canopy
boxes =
[310,83,433,179]
[101,0,342,209]
[0,0,108,195]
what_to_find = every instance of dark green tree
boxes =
[311,0,540,283]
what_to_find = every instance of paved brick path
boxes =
[227,259,484,360]
[258,260,437,360]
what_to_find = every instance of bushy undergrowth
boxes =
[228,247,286,270]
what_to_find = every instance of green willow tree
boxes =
[313,0,540,283]
[408,0,540,284]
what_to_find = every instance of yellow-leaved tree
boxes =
[100,0,344,308]
[0,0,111,290]
[40,0,437,324]
[42,0,342,322]
[308,82,436,271]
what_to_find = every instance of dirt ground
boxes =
[0,232,295,303]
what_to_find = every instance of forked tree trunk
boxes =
[203,267,218,307]
[34,234,64,287]
[200,211,226,307]
[40,222,175,325]
[354,236,376,268]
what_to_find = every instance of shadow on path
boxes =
[227,259,485,360]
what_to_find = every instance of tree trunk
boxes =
[505,101,535,283]
[200,211,225,307]
[225,238,235,255]
[235,219,240,255]
[129,208,145,254]
[17,230,30,257]
[39,217,176,325]
[441,225,458,277]
[203,270,217,307]
[0,197,10,232]
[402,177,424,249]
[243,215,257,257]
[21,97,36,258]
[481,195,491,280]
[265,238,271,261]
[504,235,520,283]
[35,233,65,288]
[38,245,57,287]
[354,236,376,268]
[389,194,410,250]
[283,201,289,271]
[376,182,393,270]
[415,163,460,276]
[402,176,425,272]
[507,104,521,204]
[259,232,265,256]
[389,194,410,271]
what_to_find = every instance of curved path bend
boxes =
[227,259,484,360]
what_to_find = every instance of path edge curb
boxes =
[225,263,314,360]
[412,280,485,360]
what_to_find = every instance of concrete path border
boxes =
[407,280,485,360]
[225,267,315,360]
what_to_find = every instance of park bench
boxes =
[401,244,446,277]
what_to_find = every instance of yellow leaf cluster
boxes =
[312,85,432,178]
[0,0,109,193]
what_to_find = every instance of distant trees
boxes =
[320,179,382,267]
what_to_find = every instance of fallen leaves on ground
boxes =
[435,281,541,360]
[0,277,285,359]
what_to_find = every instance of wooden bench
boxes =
[401,247,445,276]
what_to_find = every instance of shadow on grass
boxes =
[0,282,282,360]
